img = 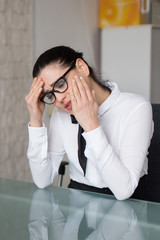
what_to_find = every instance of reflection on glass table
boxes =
[0,178,160,240]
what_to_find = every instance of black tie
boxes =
[70,115,87,175]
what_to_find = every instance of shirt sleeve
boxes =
[82,102,153,200]
[27,108,65,189]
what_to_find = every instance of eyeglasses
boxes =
[40,62,75,104]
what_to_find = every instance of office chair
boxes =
[58,161,69,187]
[130,104,160,202]
[146,104,160,203]
[134,104,160,202]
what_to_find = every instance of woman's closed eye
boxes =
[47,92,54,100]
[54,78,66,90]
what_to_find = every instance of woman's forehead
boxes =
[40,63,66,83]
[40,63,68,92]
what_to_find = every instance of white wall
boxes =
[101,26,152,100]
[33,0,100,70]
[101,25,160,103]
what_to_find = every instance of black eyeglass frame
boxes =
[40,61,76,105]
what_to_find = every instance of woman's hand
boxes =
[25,77,45,127]
[69,75,100,132]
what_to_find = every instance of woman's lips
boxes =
[65,101,72,110]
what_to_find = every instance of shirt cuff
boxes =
[82,125,109,151]
[82,126,110,170]
[28,122,47,142]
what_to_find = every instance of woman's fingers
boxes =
[92,89,96,101]
[29,77,40,93]
[71,75,93,104]
[71,77,81,103]
[69,75,99,132]
[29,78,43,98]
[25,78,45,127]
[79,76,93,101]
[27,78,44,105]
[25,77,45,111]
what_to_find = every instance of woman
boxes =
[25,46,153,200]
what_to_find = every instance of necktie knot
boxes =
[70,114,78,124]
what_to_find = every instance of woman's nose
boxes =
[55,92,66,102]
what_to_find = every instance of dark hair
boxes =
[32,45,111,92]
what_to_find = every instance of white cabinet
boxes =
[101,25,160,103]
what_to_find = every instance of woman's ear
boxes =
[75,58,90,76]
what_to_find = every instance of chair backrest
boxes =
[147,104,160,202]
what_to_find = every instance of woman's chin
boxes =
[59,107,73,114]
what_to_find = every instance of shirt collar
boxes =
[98,81,120,117]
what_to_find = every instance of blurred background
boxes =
[0,0,159,186]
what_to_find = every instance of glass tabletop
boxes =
[0,178,160,240]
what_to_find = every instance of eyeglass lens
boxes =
[44,78,68,104]
[43,93,56,104]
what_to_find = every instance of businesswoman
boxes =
[25,46,153,200]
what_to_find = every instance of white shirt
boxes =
[27,82,153,200]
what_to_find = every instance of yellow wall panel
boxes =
[99,0,145,28]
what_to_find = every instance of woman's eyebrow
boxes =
[49,77,60,87]
[42,80,56,94]
[50,81,55,87]
[50,74,62,87]
[49,71,65,87]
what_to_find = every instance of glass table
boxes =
[0,178,160,240]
